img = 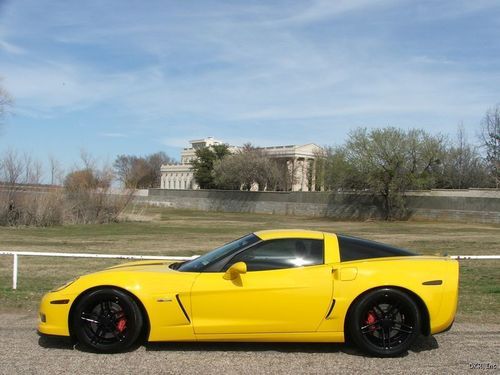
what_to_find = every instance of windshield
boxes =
[177,233,260,272]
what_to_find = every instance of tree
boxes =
[480,105,500,187]
[436,127,490,189]
[48,154,64,185]
[64,157,126,224]
[191,144,230,189]
[146,152,172,187]
[343,127,444,219]
[0,78,13,128]
[64,169,102,192]
[213,146,284,191]
[113,152,173,188]
[321,146,364,191]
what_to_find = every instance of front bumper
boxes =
[37,292,73,337]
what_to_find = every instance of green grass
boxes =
[0,206,499,320]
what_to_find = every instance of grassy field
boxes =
[0,206,499,321]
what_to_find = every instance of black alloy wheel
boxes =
[347,288,421,357]
[71,288,143,353]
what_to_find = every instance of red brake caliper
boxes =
[117,319,127,332]
[116,312,127,333]
[365,310,377,331]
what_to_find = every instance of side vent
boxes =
[325,299,336,319]
[422,280,443,286]
[176,294,191,323]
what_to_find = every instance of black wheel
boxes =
[347,288,421,357]
[71,288,143,353]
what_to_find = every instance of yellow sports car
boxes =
[38,230,458,357]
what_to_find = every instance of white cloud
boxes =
[0,0,498,140]
[0,39,26,55]
[99,132,128,138]
[271,0,398,26]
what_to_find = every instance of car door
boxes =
[190,238,334,335]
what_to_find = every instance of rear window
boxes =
[337,235,417,262]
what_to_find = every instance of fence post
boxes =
[13,253,18,290]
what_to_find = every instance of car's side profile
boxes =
[38,230,459,357]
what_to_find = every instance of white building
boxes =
[160,137,323,191]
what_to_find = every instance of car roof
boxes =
[254,229,325,241]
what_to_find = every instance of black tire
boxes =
[71,288,143,353]
[347,288,421,357]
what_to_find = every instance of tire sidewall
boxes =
[348,288,421,357]
[71,288,143,353]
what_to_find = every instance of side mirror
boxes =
[223,262,247,280]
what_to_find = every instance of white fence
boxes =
[0,251,499,290]
[0,251,198,290]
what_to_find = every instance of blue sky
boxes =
[1,0,499,175]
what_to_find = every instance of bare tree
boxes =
[48,154,64,185]
[64,158,127,224]
[437,126,490,189]
[79,149,97,171]
[21,153,43,185]
[114,152,173,188]
[480,105,500,187]
[0,149,23,185]
[213,147,285,191]
[0,78,13,128]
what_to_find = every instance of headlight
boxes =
[51,278,78,292]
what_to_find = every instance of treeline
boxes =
[0,69,498,224]
[188,106,499,219]
[316,106,499,219]
[0,150,171,226]
[318,126,494,219]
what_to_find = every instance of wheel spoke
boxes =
[380,328,388,349]
[81,317,99,324]
[112,310,124,323]
[361,322,379,334]
[372,305,385,319]
[81,312,101,324]
[393,326,412,334]
[387,302,401,316]
[111,329,125,342]
[90,326,105,344]
[100,301,107,315]
[394,323,413,334]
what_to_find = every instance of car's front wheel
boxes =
[347,288,421,357]
[71,288,143,353]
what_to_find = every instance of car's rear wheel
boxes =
[71,288,143,353]
[347,288,420,357]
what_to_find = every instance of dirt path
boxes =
[0,313,498,374]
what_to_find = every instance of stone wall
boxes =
[143,189,500,223]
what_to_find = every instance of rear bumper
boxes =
[433,318,455,335]
[430,260,459,335]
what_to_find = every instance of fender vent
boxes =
[176,294,191,323]
[325,299,336,319]
[422,280,443,286]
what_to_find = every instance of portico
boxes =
[161,138,323,191]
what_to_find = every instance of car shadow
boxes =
[38,335,74,350]
[144,334,438,356]
[410,335,439,353]
[145,341,350,354]
[38,333,439,356]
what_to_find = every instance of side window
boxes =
[337,235,417,262]
[225,238,324,271]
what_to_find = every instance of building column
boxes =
[301,158,308,191]
[311,158,316,192]
[291,157,300,191]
